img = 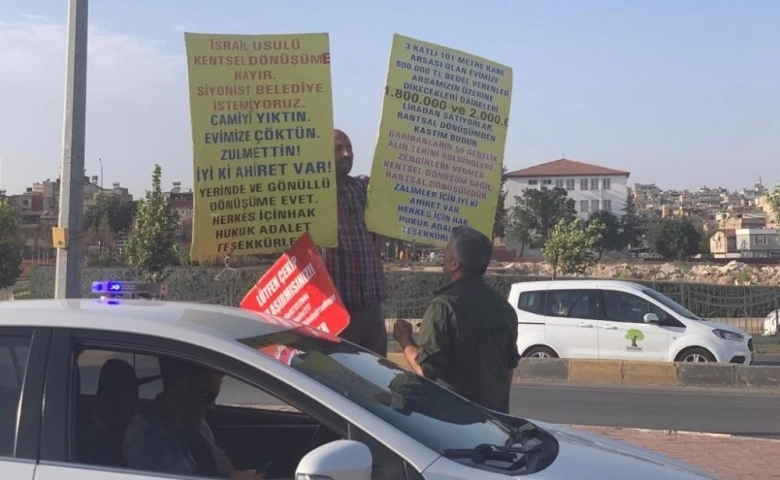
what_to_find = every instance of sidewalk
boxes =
[571,425,780,479]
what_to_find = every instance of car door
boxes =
[0,328,50,480]
[33,328,425,480]
[544,289,600,358]
[33,328,170,480]
[596,289,670,361]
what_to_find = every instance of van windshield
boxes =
[642,289,700,320]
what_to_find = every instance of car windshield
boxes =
[642,288,700,320]
[237,328,513,455]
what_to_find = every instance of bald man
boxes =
[322,129,388,356]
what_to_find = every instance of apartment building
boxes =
[736,228,780,259]
[6,176,134,256]
[166,181,194,245]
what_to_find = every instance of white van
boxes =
[508,280,754,364]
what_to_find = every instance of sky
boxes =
[0,0,778,198]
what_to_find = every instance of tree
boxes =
[84,192,137,235]
[510,187,577,245]
[543,218,605,279]
[644,218,701,260]
[765,185,780,237]
[86,212,117,253]
[507,207,534,257]
[699,231,713,255]
[124,164,179,282]
[620,190,642,250]
[587,210,622,259]
[626,329,645,348]
[492,165,509,241]
[0,200,23,289]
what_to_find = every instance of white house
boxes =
[736,228,780,259]
[504,158,631,220]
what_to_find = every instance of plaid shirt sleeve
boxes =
[323,175,387,306]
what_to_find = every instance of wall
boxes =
[505,174,628,221]
[736,229,780,253]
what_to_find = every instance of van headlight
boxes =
[712,329,744,342]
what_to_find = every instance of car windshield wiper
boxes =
[443,443,525,467]
[505,422,543,450]
[443,425,544,470]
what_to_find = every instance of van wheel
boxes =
[524,346,558,359]
[677,347,716,363]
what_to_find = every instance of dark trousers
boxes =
[339,302,387,357]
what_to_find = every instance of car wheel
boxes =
[524,346,558,359]
[678,347,716,363]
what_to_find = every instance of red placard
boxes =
[240,232,349,362]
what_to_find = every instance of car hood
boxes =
[522,421,718,479]
[691,318,749,336]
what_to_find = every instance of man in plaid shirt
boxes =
[323,129,388,356]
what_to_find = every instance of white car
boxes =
[509,280,754,364]
[0,297,717,480]
[762,309,779,337]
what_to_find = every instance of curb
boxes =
[565,425,734,439]
[387,354,780,388]
[515,358,780,388]
[566,425,780,443]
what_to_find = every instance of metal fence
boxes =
[25,266,780,336]
[383,275,780,336]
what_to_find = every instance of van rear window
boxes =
[518,291,544,314]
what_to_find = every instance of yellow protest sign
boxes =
[184,32,336,262]
[365,34,512,247]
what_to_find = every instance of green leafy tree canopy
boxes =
[124,164,179,282]
[620,190,642,250]
[543,218,605,279]
[510,187,577,245]
[0,200,23,289]
[645,218,701,260]
[84,192,137,235]
[492,165,509,241]
[587,210,623,259]
[507,206,534,257]
[765,185,780,237]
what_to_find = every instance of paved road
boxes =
[80,363,780,439]
[754,353,780,366]
[511,382,780,438]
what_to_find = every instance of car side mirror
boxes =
[643,313,660,324]
[295,439,372,480]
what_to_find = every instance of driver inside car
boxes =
[122,357,265,479]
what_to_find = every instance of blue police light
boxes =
[92,281,125,294]
[91,280,163,299]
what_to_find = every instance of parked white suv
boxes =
[508,280,754,364]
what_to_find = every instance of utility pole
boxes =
[55,0,89,299]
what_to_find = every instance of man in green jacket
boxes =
[392,226,520,413]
